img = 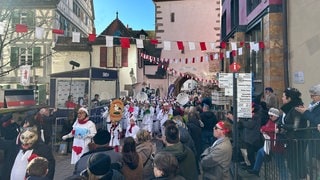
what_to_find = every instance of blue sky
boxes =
[93,0,155,35]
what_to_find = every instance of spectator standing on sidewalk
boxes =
[73,129,122,175]
[264,87,279,109]
[296,84,320,161]
[200,121,232,180]
[200,103,218,152]
[278,87,308,179]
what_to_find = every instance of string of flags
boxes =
[0,23,266,54]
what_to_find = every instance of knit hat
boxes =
[78,107,88,115]
[88,153,111,176]
[93,129,111,145]
[268,108,280,117]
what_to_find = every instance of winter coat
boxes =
[120,154,143,180]
[280,100,308,139]
[161,142,198,180]
[200,111,218,132]
[73,146,122,175]
[136,141,155,180]
[240,113,262,145]
[260,119,285,153]
[200,137,232,180]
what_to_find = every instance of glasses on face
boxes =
[214,125,223,130]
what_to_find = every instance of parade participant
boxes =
[107,99,124,152]
[125,115,140,139]
[157,102,172,136]
[141,101,153,133]
[0,125,55,180]
[62,107,97,164]
[200,121,232,180]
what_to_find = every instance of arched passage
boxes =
[172,72,198,96]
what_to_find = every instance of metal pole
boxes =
[232,72,239,180]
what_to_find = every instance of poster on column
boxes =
[237,73,252,118]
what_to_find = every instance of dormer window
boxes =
[140,34,146,40]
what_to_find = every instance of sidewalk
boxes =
[54,152,74,180]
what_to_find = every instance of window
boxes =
[10,47,41,67]
[11,10,35,28]
[247,0,262,15]
[139,34,146,40]
[73,1,80,17]
[100,47,128,68]
[245,23,263,93]
[170,12,175,22]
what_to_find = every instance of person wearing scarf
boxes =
[126,116,140,139]
[279,87,308,179]
[108,121,122,152]
[62,107,97,164]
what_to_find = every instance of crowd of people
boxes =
[1,83,320,179]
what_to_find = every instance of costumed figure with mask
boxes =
[107,99,124,152]
[62,107,97,164]
[0,126,55,180]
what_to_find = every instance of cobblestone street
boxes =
[54,152,74,180]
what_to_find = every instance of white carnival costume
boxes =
[62,107,97,164]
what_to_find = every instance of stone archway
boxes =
[172,72,198,96]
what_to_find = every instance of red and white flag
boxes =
[20,65,31,86]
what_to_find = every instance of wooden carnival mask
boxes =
[109,99,124,122]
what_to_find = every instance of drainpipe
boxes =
[282,0,289,87]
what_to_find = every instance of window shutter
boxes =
[10,47,19,67]
[11,12,20,28]
[122,48,128,67]
[100,47,107,67]
[27,11,35,27]
[33,47,41,67]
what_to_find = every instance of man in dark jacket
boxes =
[200,104,218,152]
[160,124,198,180]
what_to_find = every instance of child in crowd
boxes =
[26,157,49,180]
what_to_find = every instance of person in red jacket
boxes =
[247,108,287,179]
